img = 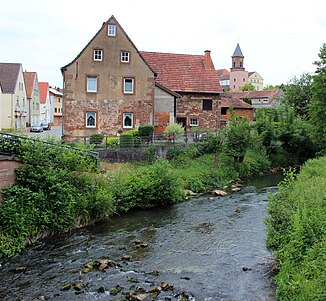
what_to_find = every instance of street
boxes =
[26,126,63,140]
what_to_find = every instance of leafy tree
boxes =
[241,83,255,91]
[309,43,326,154]
[283,73,313,117]
[264,85,276,90]
[222,110,252,170]
[277,104,315,165]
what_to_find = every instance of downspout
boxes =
[216,93,220,132]
[61,71,65,140]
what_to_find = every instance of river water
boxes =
[0,174,283,301]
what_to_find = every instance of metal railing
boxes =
[0,132,99,165]
[64,131,209,149]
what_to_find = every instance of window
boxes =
[87,76,97,93]
[55,108,57,113]
[108,24,116,36]
[124,78,134,94]
[220,120,227,127]
[94,49,102,61]
[202,99,212,110]
[190,118,199,126]
[123,113,133,128]
[221,107,227,115]
[121,51,130,63]
[86,112,96,128]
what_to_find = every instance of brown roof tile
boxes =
[23,72,37,98]
[220,95,252,109]
[0,63,21,93]
[38,82,49,104]
[231,89,283,99]
[141,51,222,94]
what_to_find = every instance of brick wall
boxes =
[220,108,253,123]
[0,156,22,202]
[177,93,219,131]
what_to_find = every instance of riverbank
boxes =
[0,175,279,301]
[0,136,278,258]
[265,156,326,300]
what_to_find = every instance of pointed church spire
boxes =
[231,43,245,71]
[232,43,244,57]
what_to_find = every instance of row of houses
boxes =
[1,15,283,136]
[0,64,63,131]
[61,15,280,139]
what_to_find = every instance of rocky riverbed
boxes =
[0,174,283,301]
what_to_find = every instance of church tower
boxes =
[231,43,245,71]
[230,43,248,92]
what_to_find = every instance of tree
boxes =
[309,43,326,154]
[222,109,252,170]
[277,104,315,164]
[241,83,255,91]
[283,73,313,117]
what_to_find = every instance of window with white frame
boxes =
[108,24,116,36]
[121,51,130,63]
[124,78,134,94]
[123,113,133,128]
[190,118,199,126]
[94,49,102,61]
[87,76,97,93]
[86,112,96,128]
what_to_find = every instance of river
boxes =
[0,174,283,301]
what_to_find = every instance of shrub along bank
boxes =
[0,127,273,257]
[265,156,326,301]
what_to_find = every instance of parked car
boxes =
[30,124,43,132]
[41,123,51,130]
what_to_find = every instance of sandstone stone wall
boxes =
[177,93,219,131]
[0,156,22,202]
[63,18,155,137]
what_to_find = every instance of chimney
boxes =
[204,50,213,69]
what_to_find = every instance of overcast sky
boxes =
[1,0,325,88]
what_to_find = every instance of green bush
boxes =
[110,159,185,210]
[120,133,134,148]
[138,125,153,137]
[105,136,118,149]
[89,133,104,145]
[265,157,326,300]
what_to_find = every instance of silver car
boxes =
[30,124,43,132]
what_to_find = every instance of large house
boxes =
[61,16,225,138]
[141,50,223,131]
[61,15,156,139]
[39,82,53,124]
[0,63,27,130]
[49,86,63,126]
[24,71,40,126]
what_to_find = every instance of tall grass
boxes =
[265,156,326,300]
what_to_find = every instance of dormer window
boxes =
[94,49,102,61]
[121,51,130,63]
[108,24,116,36]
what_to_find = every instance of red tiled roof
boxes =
[216,69,229,77]
[38,82,49,104]
[23,72,37,98]
[0,63,21,93]
[231,89,283,99]
[220,95,252,109]
[141,51,222,94]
